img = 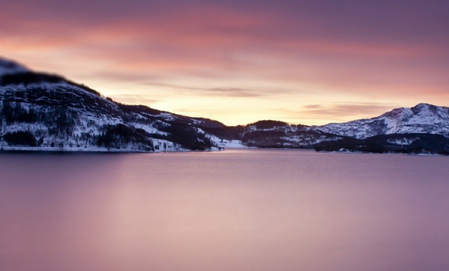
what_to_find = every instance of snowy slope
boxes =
[202,104,449,153]
[316,103,449,139]
[237,120,343,148]
[2,56,449,154]
[0,57,221,152]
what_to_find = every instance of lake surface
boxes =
[1,149,449,271]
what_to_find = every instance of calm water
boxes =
[1,149,449,271]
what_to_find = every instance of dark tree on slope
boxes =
[97,124,154,151]
[3,131,37,146]
[158,123,213,151]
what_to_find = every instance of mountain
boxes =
[0,57,225,152]
[220,103,449,155]
[202,120,345,149]
[203,106,449,154]
[309,103,449,154]
[316,103,449,139]
[2,56,449,154]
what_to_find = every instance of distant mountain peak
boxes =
[413,102,433,108]
[318,103,449,139]
[380,103,437,118]
[410,102,440,114]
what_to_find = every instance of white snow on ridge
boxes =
[317,103,449,139]
[157,112,176,121]
[205,133,247,149]
[386,137,418,146]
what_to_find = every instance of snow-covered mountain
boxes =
[201,106,449,154]
[2,56,449,154]
[0,57,225,152]
[238,120,344,148]
[316,103,449,139]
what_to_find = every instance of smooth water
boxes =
[1,150,449,271]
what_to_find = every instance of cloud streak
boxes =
[143,82,278,98]
[302,104,397,118]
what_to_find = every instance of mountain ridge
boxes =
[316,103,449,139]
[0,57,223,152]
[1,56,448,154]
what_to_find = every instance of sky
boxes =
[1,0,449,125]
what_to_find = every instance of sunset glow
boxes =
[1,0,448,125]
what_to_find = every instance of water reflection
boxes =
[1,150,449,271]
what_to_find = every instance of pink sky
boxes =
[1,0,448,125]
